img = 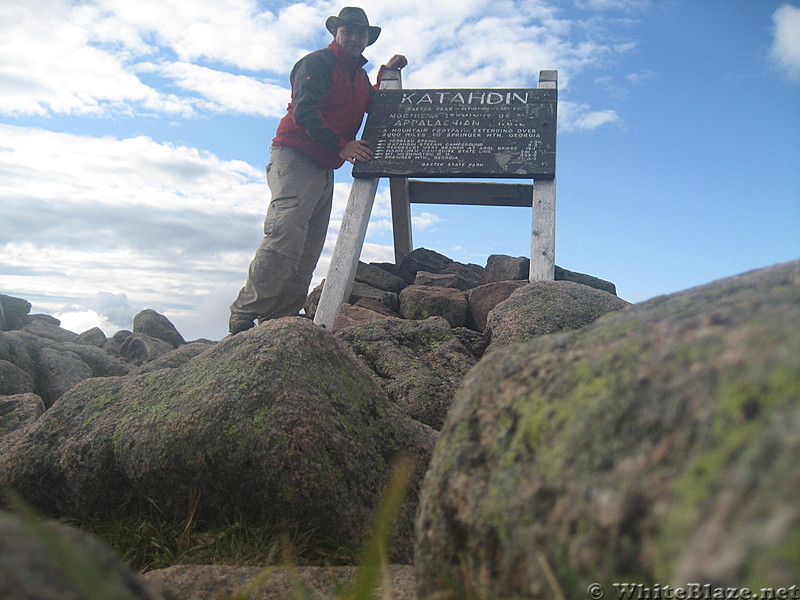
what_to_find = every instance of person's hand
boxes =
[384,54,408,70]
[340,139,373,164]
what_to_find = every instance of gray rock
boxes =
[356,261,408,293]
[133,340,214,374]
[415,261,800,598]
[0,294,32,331]
[0,360,35,396]
[335,317,476,430]
[133,309,186,348]
[104,329,134,356]
[143,564,415,600]
[555,264,617,295]
[350,281,400,313]
[414,271,462,289]
[399,285,468,328]
[76,326,108,347]
[21,317,78,343]
[0,331,130,407]
[118,333,176,365]
[305,281,402,321]
[59,341,131,378]
[484,280,630,353]
[0,510,165,600]
[479,255,617,295]
[0,317,436,563]
[36,347,93,408]
[480,254,529,284]
[441,261,484,290]
[0,331,37,380]
[398,248,454,284]
[303,282,324,320]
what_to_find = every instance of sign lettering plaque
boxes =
[353,88,556,179]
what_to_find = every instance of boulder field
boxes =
[1,249,797,599]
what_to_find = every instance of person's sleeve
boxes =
[291,53,345,152]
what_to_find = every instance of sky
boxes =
[1,0,798,342]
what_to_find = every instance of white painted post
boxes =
[314,69,403,328]
[530,70,557,281]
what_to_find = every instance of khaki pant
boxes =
[230,146,334,326]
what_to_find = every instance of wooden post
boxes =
[390,177,412,264]
[313,69,403,329]
[530,70,557,281]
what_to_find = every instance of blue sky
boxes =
[1,0,798,341]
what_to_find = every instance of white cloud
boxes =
[143,61,289,117]
[558,101,619,131]
[0,125,271,339]
[0,1,636,117]
[574,0,650,11]
[771,3,800,80]
[412,211,445,231]
[0,0,194,116]
[0,124,264,215]
[53,309,117,336]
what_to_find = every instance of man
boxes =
[228,7,407,334]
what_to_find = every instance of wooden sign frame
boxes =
[313,70,558,329]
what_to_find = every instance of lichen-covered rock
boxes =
[336,317,476,430]
[132,340,214,374]
[0,317,435,562]
[415,261,800,598]
[0,394,44,450]
[399,285,468,328]
[484,280,629,353]
[0,510,165,600]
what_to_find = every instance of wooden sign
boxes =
[353,88,556,179]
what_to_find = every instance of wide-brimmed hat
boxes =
[325,7,381,46]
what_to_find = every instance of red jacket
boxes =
[273,41,379,169]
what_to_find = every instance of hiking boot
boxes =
[228,317,255,335]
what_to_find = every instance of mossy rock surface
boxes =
[416,261,800,599]
[484,279,630,354]
[0,318,436,562]
[335,316,476,430]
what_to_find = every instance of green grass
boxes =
[7,455,416,600]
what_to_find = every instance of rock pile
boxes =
[2,250,798,599]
